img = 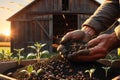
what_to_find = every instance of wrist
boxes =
[81,26,95,36]
[111,32,119,43]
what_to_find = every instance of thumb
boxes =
[60,33,71,44]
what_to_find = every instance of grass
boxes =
[0,42,10,52]
[0,47,10,52]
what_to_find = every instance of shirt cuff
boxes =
[82,17,105,34]
[114,25,120,40]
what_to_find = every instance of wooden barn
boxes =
[7,0,100,53]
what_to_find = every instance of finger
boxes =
[87,37,100,48]
[85,53,106,61]
[89,46,107,55]
[67,49,90,60]
[67,53,106,62]
[60,33,72,44]
[75,49,90,55]
[57,45,67,53]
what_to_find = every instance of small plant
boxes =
[19,65,43,79]
[28,42,49,62]
[14,48,24,65]
[102,66,110,77]
[106,54,117,66]
[0,50,13,60]
[0,50,6,60]
[4,50,13,60]
[85,68,96,79]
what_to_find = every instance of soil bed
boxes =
[10,54,120,80]
[4,42,120,80]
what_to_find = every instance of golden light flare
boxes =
[2,30,11,36]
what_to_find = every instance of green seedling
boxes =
[19,65,43,79]
[0,50,13,60]
[102,66,110,77]
[5,50,13,60]
[0,50,6,60]
[107,54,116,66]
[14,48,24,65]
[28,42,48,62]
[85,68,96,79]
[26,53,36,59]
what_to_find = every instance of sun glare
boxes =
[2,30,11,36]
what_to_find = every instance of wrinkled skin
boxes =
[67,32,119,62]
[57,30,91,53]
[60,30,91,44]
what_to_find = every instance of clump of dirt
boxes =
[59,42,89,58]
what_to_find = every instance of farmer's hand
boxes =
[67,32,119,62]
[57,26,95,53]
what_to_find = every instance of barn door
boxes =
[33,15,53,52]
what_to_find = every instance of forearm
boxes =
[82,0,119,34]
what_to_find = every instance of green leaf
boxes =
[26,53,36,59]
[19,70,29,78]
[5,50,13,56]
[27,65,34,73]
[41,43,46,48]
[31,70,37,76]
[13,57,18,60]
[90,69,95,73]
[41,50,49,54]
[20,48,24,51]
[37,68,43,74]
[20,56,25,59]
[28,46,36,50]
[14,48,24,53]
[85,70,89,73]
[20,70,28,74]
[102,66,110,70]
[0,53,4,59]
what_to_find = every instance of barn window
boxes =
[62,0,69,10]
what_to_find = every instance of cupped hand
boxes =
[67,32,119,62]
[57,30,91,53]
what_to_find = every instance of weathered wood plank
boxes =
[0,74,17,80]
[28,11,93,15]
[35,20,51,39]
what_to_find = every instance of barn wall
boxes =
[9,0,100,20]
[9,0,100,52]
[11,21,29,51]
[11,14,53,52]
[32,15,53,52]
[69,0,99,13]
[27,0,62,12]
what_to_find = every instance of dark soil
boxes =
[10,54,120,80]
[8,42,120,80]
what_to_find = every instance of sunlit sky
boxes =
[0,0,104,36]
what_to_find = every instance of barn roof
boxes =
[7,0,100,21]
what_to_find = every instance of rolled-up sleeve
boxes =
[82,0,119,34]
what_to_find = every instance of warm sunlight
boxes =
[2,30,11,36]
